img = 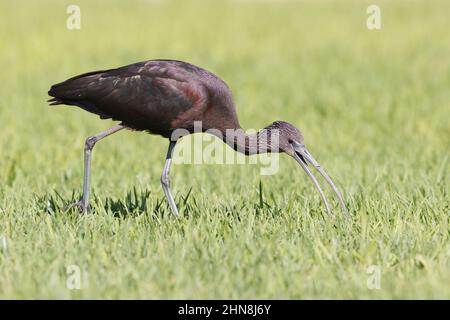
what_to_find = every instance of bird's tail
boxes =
[47,69,115,119]
[47,97,64,105]
[47,69,111,106]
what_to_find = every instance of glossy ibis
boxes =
[48,59,348,218]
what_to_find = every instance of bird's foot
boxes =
[63,200,90,214]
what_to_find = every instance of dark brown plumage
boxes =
[48,59,348,218]
[49,59,240,137]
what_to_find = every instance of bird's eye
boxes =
[288,139,293,144]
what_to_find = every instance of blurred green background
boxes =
[0,0,449,299]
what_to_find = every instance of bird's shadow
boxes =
[36,187,196,219]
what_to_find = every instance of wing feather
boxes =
[48,61,209,134]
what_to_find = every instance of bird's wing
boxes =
[48,61,208,133]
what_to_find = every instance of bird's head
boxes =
[269,120,348,217]
[267,121,304,156]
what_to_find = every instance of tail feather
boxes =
[47,68,112,104]
[47,70,113,119]
[48,80,90,102]
[48,97,63,105]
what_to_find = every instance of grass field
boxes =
[0,0,449,299]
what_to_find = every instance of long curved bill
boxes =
[293,142,349,217]
[293,154,332,216]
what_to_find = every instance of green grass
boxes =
[0,0,449,299]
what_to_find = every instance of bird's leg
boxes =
[70,125,125,214]
[161,140,179,217]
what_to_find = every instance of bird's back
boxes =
[48,59,240,137]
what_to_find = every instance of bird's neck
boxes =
[222,126,280,155]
